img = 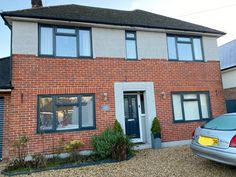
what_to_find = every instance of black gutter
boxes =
[221,65,236,71]
[1,13,226,35]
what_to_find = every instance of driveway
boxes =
[2,145,236,177]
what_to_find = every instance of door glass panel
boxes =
[124,97,129,119]
[131,97,137,119]
[140,94,145,114]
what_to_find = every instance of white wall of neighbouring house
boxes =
[11,20,219,61]
[202,36,219,61]
[222,68,236,89]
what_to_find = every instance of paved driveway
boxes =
[2,145,236,177]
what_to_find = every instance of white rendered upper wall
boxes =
[12,20,220,61]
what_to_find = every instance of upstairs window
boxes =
[167,35,204,61]
[126,31,137,59]
[39,25,92,58]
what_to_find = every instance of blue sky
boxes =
[1,0,236,58]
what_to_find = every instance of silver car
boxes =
[191,113,236,166]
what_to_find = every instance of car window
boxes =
[202,115,236,130]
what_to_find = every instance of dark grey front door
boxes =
[124,95,140,139]
[0,98,3,159]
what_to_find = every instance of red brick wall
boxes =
[224,87,236,100]
[3,54,225,159]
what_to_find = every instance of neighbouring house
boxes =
[0,0,226,160]
[220,39,236,113]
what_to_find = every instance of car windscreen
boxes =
[202,115,236,131]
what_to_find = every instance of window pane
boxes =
[126,32,135,38]
[202,115,236,130]
[40,97,53,130]
[79,30,91,57]
[200,94,210,118]
[56,28,75,34]
[167,37,177,59]
[177,37,191,42]
[193,38,203,60]
[178,43,193,61]
[183,94,197,99]
[56,36,77,57]
[40,27,53,55]
[82,96,94,127]
[184,101,200,120]
[126,40,137,59]
[172,94,183,121]
[57,96,78,104]
[140,94,145,114]
[56,105,79,130]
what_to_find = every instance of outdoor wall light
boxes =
[103,93,108,101]
[160,92,166,99]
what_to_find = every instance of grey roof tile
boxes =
[0,57,11,89]
[1,4,225,35]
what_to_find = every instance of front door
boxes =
[124,95,140,139]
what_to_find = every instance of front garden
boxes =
[2,120,134,176]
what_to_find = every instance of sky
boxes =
[0,0,236,58]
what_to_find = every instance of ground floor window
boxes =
[38,94,95,132]
[171,91,211,122]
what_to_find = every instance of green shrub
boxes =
[91,128,133,160]
[114,120,123,134]
[151,117,161,135]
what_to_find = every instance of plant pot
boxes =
[151,134,161,149]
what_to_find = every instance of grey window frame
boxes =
[125,31,138,60]
[37,93,96,133]
[167,35,204,61]
[171,91,212,123]
[38,24,93,58]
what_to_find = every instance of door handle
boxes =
[128,119,135,122]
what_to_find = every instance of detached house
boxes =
[0,0,225,160]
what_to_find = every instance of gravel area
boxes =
[1,145,236,177]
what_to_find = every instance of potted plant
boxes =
[151,117,161,149]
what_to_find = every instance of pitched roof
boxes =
[0,57,11,89]
[1,4,224,35]
[219,39,236,70]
